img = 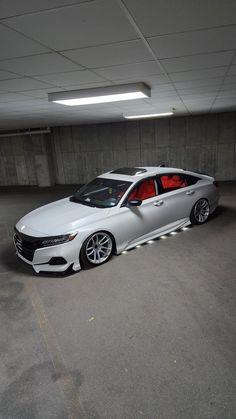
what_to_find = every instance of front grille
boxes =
[14,229,42,262]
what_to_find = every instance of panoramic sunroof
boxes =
[111,167,147,176]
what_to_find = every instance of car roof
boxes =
[99,166,191,182]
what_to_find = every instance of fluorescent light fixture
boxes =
[48,83,150,106]
[124,112,173,119]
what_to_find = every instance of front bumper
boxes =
[14,233,81,273]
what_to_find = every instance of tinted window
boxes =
[128,178,156,201]
[185,174,200,185]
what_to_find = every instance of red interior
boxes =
[128,178,156,200]
[160,175,187,189]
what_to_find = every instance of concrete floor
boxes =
[0,183,235,419]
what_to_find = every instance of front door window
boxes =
[128,178,156,201]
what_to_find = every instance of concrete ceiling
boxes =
[0,0,236,130]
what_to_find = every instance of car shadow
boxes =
[0,242,32,276]
[208,205,236,225]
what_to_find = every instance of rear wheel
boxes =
[80,232,113,268]
[190,198,210,225]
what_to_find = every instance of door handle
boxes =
[186,190,195,195]
[154,200,164,206]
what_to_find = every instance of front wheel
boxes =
[190,198,210,225]
[80,232,113,268]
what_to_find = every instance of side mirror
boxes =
[128,198,142,207]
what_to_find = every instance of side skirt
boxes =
[116,218,191,254]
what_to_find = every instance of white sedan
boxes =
[14,166,219,274]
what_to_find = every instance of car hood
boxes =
[16,197,110,237]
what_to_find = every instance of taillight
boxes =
[213,181,218,187]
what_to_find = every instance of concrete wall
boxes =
[0,112,235,186]
[52,112,236,183]
[0,133,53,186]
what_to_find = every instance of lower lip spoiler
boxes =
[15,250,81,273]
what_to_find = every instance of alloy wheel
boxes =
[85,232,113,265]
[194,199,210,223]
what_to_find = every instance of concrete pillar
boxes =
[32,133,55,187]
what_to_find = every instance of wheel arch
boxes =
[99,230,117,253]
[192,196,209,208]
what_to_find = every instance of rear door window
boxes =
[159,174,187,193]
[158,173,200,194]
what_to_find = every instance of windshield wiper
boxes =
[70,196,97,207]
[70,196,112,208]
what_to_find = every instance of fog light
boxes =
[49,257,67,265]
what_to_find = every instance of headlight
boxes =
[41,233,77,247]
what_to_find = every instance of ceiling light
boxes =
[48,83,150,106]
[124,112,173,119]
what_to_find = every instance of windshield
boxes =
[71,177,132,208]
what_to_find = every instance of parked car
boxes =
[14,166,219,274]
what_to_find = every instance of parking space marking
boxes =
[24,277,85,419]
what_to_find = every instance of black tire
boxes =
[80,231,113,268]
[190,198,210,225]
